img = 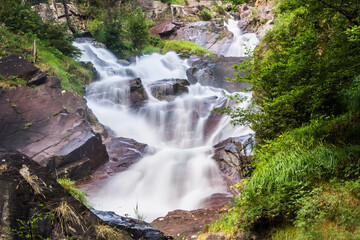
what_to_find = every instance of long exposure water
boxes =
[74,40,253,221]
[225,19,259,57]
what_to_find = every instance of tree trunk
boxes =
[62,0,77,35]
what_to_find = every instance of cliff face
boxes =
[0,54,108,180]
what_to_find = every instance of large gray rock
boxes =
[129,78,149,107]
[134,0,172,25]
[0,54,108,180]
[31,2,88,31]
[212,136,254,188]
[186,56,252,93]
[148,79,189,102]
[169,20,233,55]
[237,2,274,38]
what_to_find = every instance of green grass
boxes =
[0,27,92,96]
[162,40,213,57]
[57,178,91,209]
[208,114,360,238]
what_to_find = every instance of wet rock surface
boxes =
[93,210,172,240]
[212,136,254,190]
[187,56,251,93]
[148,78,190,101]
[0,54,108,180]
[129,78,149,107]
[0,149,133,240]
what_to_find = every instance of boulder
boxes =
[169,21,234,55]
[93,210,172,240]
[0,149,133,240]
[186,57,252,93]
[148,79,189,101]
[129,78,149,107]
[149,22,177,37]
[212,136,254,189]
[0,54,108,180]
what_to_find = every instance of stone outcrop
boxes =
[168,20,233,55]
[186,56,252,93]
[134,0,172,25]
[212,136,254,190]
[148,79,189,102]
[31,2,88,31]
[149,22,177,37]
[236,2,274,38]
[0,149,133,240]
[0,54,108,180]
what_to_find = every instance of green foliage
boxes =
[126,7,150,50]
[0,27,92,95]
[0,2,78,57]
[57,178,92,208]
[226,0,360,142]
[9,209,54,240]
[158,0,187,4]
[162,40,213,57]
[200,8,214,20]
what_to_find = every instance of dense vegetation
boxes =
[0,1,93,95]
[210,0,360,239]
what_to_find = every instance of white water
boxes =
[74,41,253,221]
[225,19,259,57]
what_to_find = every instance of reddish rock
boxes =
[151,193,232,240]
[150,22,177,37]
[0,54,108,180]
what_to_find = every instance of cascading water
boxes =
[74,39,253,221]
[225,19,259,57]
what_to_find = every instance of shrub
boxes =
[200,8,214,21]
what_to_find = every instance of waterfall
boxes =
[224,19,259,57]
[74,40,253,221]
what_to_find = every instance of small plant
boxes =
[23,122,33,130]
[133,203,147,223]
[9,209,54,240]
[57,177,91,208]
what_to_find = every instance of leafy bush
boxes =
[200,8,214,21]
[0,2,78,57]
